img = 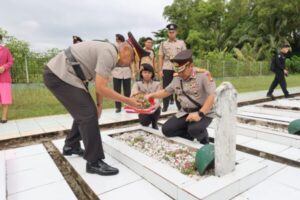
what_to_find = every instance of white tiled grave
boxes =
[0,151,6,200]
[4,144,76,200]
[52,139,173,199]
[101,126,268,200]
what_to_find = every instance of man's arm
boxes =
[145,89,171,100]
[95,74,141,107]
[199,94,215,114]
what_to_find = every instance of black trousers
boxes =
[162,115,212,142]
[267,70,289,96]
[162,70,180,110]
[113,78,131,110]
[43,67,105,163]
[138,107,161,127]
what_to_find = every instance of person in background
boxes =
[158,23,186,112]
[141,37,157,76]
[267,43,291,99]
[131,63,161,129]
[0,34,14,123]
[112,34,135,113]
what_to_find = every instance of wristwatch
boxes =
[198,111,205,117]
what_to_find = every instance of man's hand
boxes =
[144,93,153,101]
[97,104,103,119]
[186,112,201,122]
[284,69,288,76]
[0,66,5,74]
[127,97,143,108]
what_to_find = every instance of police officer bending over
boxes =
[145,50,216,144]
[131,63,161,129]
[44,39,142,176]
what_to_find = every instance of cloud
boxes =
[0,0,173,52]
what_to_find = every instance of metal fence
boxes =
[10,56,272,83]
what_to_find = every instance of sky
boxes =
[0,0,173,52]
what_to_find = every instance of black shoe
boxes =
[63,146,84,156]
[0,120,7,123]
[161,107,168,112]
[266,94,275,100]
[198,136,209,145]
[115,108,121,113]
[285,94,292,98]
[86,159,119,176]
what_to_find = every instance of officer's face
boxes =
[281,47,289,54]
[144,40,153,49]
[168,31,177,40]
[142,71,153,82]
[178,64,193,80]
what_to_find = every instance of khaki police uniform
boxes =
[44,41,118,163]
[131,63,161,129]
[161,50,216,144]
[159,38,186,111]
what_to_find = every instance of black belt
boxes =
[182,107,201,113]
[64,47,89,90]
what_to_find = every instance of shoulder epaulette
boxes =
[195,68,214,81]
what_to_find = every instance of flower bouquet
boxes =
[124,93,156,114]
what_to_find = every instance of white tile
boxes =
[270,166,300,190]
[236,135,254,145]
[7,165,63,195]
[0,151,6,200]
[5,144,47,160]
[258,160,286,177]
[243,139,289,155]
[7,180,76,200]
[242,180,300,200]
[6,153,55,175]
[278,147,300,161]
[15,119,43,135]
[81,163,141,195]
[99,179,172,200]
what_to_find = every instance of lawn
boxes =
[6,74,300,120]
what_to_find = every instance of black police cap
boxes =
[166,23,177,31]
[171,50,193,65]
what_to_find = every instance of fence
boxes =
[10,56,272,83]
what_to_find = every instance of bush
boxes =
[286,55,300,73]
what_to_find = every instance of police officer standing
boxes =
[131,63,161,129]
[43,37,142,176]
[146,50,216,144]
[141,37,157,73]
[159,24,186,112]
[112,34,135,113]
[267,44,291,99]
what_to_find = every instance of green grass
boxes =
[5,74,300,120]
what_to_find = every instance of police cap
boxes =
[166,23,177,31]
[170,49,193,73]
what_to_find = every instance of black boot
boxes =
[266,93,275,100]
[152,122,159,130]
[86,159,119,176]
[63,146,84,156]
[198,136,209,144]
